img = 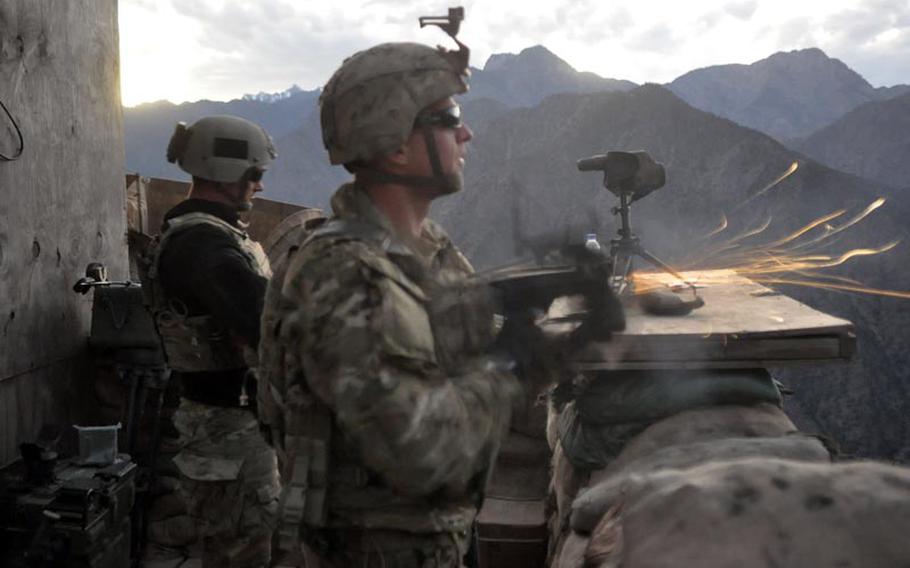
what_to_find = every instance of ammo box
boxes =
[475,432,550,568]
[89,284,160,351]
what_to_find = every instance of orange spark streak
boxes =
[762,209,846,249]
[790,198,886,251]
[813,241,899,268]
[705,214,728,238]
[755,278,910,300]
[731,161,800,212]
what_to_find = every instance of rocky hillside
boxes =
[668,48,909,141]
[123,45,633,198]
[465,45,635,108]
[123,88,321,183]
[795,92,910,189]
[433,85,910,462]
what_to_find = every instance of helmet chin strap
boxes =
[218,182,253,212]
[353,125,462,194]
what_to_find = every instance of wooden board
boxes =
[126,175,317,243]
[0,0,125,465]
[545,270,855,370]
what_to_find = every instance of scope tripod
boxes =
[608,191,693,295]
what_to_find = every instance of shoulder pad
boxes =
[164,212,248,239]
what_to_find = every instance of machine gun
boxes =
[479,243,625,386]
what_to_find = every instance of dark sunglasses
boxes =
[414,105,463,129]
[244,167,266,182]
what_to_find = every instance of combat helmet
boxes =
[319,8,470,192]
[166,115,277,183]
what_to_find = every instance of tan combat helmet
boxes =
[319,8,470,193]
[166,115,277,183]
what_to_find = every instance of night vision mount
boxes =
[578,150,695,296]
[419,7,464,38]
[418,7,470,74]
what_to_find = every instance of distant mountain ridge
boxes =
[124,87,321,183]
[242,84,305,103]
[668,48,910,141]
[123,45,636,199]
[796,92,910,189]
[465,45,636,108]
[124,45,908,194]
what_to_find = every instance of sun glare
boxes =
[118,2,208,106]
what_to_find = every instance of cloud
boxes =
[625,24,680,54]
[776,16,815,49]
[120,0,910,104]
[724,1,757,21]
[122,0,158,10]
[823,0,910,46]
[156,0,436,99]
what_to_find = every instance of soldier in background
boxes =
[140,115,280,567]
[256,35,549,567]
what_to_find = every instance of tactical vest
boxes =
[139,212,272,373]
[258,218,484,555]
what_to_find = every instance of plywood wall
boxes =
[126,175,311,243]
[0,0,125,465]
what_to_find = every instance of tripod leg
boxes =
[610,251,634,295]
[124,369,140,456]
[635,246,689,283]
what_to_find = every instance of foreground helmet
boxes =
[166,115,277,183]
[320,42,469,166]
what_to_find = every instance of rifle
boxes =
[479,243,626,388]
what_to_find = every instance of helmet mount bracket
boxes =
[419,7,470,75]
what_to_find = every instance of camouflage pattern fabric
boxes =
[173,399,280,567]
[298,528,466,568]
[320,43,467,165]
[260,183,521,564]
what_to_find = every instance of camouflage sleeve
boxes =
[281,240,521,497]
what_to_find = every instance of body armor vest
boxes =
[259,217,485,554]
[140,212,271,372]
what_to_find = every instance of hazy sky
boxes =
[119,0,910,107]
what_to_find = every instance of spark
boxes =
[762,209,846,249]
[731,161,800,213]
[644,196,906,301]
[705,214,728,238]
[789,198,886,252]
[756,279,910,300]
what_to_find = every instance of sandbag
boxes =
[574,369,781,425]
[552,531,590,568]
[557,370,783,470]
[596,403,797,475]
[572,434,830,532]
[582,458,910,568]
[557,402,651,470]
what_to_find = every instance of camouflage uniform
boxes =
[259,184,521,567]
[171,401,279,567]
[143,208,280,567]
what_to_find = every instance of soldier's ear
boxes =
[380,144,411,170]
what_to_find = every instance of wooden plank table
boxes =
[544,269,855,370]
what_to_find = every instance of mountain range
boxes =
[794,91,910,189]
[122,46,910,462]
[667,47,910,141]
